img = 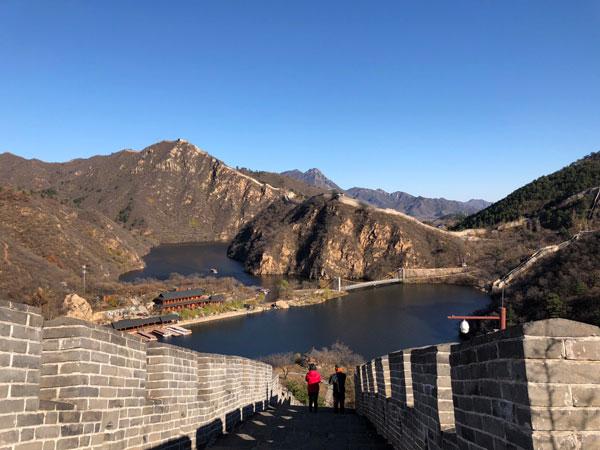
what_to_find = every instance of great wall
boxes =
[0,300,295,450]
[355,318,600,449]
[2,298,600,449]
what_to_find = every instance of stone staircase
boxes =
[209,405,393,449]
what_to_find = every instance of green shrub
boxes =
[545,293,563,318]
[285,381,308,404]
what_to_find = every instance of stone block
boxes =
[14,442,43,450]
[0,308,30,326]
[16,413,44,427]
[0,369,27,383]
[525,360,600,384]
[527,384,572,407]
[522,319,600,338]
[498,339,525,359]
[0,339,27,353]
[565,339,600,361]
[530,407,600,431]
[523,338,565,359]
[571,386,600,407]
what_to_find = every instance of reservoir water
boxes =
[121,243,491,361]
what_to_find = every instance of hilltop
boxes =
[0,140,287,243]
[228,194,476,280]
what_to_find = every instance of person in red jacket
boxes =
[305,363,322,413]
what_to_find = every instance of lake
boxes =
[121,243,491,361]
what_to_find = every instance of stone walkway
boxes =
[209,405,393,450]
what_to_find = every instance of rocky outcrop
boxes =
[228,194,471,280]
[62,293,93,321]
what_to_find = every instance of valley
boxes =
[1,140,600,331]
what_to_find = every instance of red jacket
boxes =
[305,370,322,393]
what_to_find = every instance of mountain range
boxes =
[280,168,491,222]
[2,138,599,326]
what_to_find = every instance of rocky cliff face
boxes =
[0,140,287,243]
[228,194,471,279]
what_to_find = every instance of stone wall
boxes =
[355,318,600,449]
[0,300,294,450]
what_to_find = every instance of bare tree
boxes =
[260,352,295,379]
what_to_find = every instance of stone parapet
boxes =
[0,300,294,450]
[355,318,600,449]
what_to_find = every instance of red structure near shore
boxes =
[154,288,225,312]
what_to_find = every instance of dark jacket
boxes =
[305,370,322,393]
[329,371,347,395]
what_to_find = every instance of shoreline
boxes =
[176,305,270,327]
[172,289,348,328]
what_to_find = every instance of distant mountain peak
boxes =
[280,168,341,191]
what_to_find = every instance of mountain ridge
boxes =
[280,167,490,222]
[0,140,288,244]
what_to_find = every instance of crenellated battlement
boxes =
[355,318,600,449]
[0,300,294,449]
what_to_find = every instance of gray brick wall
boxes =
[0,300,294,450]
[356,318,600,450]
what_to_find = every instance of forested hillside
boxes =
[496,231,600,326]
[453,152,600,232]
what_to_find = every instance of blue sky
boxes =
[1,1,599,202]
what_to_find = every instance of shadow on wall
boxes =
[355,318,600,450]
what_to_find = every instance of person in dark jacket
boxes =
[305,363,322,413]
[328,365,347,414]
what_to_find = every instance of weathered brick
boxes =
[0,309,30,326]
[531,407,600,431]
[14,442,43,450]
[571,386,600,407]
[16,413,44,427]
[0,339,27,353]
[526,360,600,384]
[55,437,79,450]
[523,338,565,359]
[565,339,600,361]
[527,384,572,407]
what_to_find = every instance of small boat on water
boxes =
[152,328,173,338]
[167,325,192,336]
[210,268,218,274]
[136,330,158,341]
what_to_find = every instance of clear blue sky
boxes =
[1,1,599,202]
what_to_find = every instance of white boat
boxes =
[167,325,192,336]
